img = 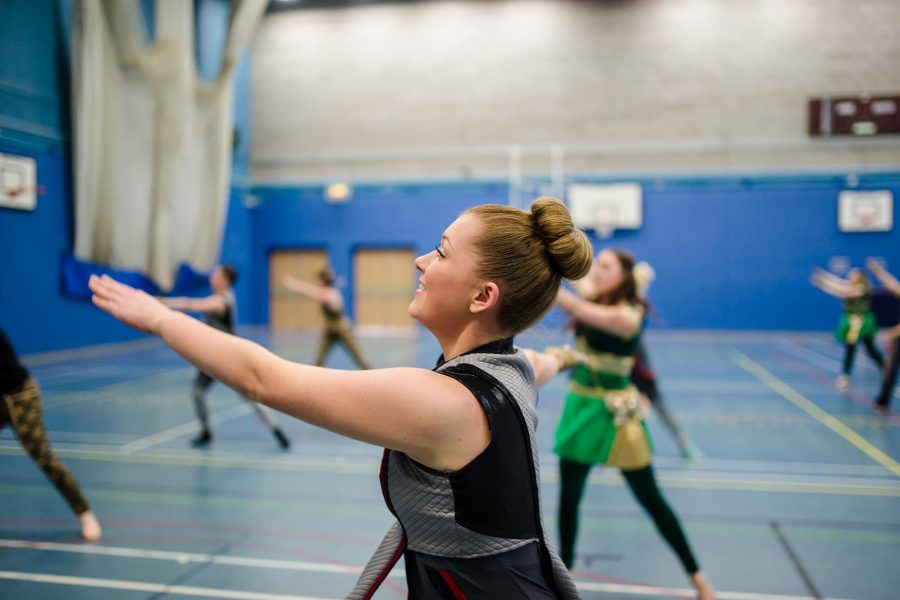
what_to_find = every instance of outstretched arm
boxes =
[810,269,864,299]
[867,259,900,296]
[555,288,642,339]
[160,294,227,315]
[882,324,900,341]
[89,275,487,472]
[281,275,343,311]
[571,272,598,300]
[281,275,326,300]
[522,346,587,387]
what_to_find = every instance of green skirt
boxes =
[554,388,654,466]
[834,312,877,344]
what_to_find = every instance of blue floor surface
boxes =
[1,328,897,599]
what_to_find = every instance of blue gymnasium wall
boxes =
[246,174,900,331]
[2,1,898,351]
[0,0,253,355]
[242,182,509,326]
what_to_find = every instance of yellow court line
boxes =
[732,350,900,478]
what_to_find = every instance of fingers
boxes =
[90,293,115,313]
[89,274,139,314]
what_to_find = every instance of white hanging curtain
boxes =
[73,0,267,289]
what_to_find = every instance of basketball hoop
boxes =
[0,153,39,211]
[594,208,616,240]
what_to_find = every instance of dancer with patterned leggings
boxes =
[552,249,715,600]
[281,266,370,369]
[1,327,102,541]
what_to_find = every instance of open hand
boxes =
[89,274,174,335]
[543,345,590,370]
[867,258,885,274]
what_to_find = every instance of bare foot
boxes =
[835,374,849,390]
[79,511,102,542]
[690,571,716,600]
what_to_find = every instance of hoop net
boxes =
[594,207,616,240]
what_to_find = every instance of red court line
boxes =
[571,569,694,598]
[773,349,900,417]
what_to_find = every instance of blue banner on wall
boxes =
[61,254,211,299]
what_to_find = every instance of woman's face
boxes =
[591,250,625,295]
[409,213,484,335]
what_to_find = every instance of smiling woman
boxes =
[89,196,591,599]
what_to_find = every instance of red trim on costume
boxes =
[361,533,407,600]
[379,449,397,514]
[439,569,468,599]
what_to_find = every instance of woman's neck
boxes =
[436,322,507,363]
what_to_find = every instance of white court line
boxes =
[650,455,895,477]
[0,570,331,600]
[576,579,852,600]
[0,539,373,576]
[20,337,164,366]
[5,434,890,479]
[29,431,138,444]
[0,541,853,600]
[120,403,253,454]
[2,443,898,494]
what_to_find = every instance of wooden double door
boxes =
[269,248,416,331]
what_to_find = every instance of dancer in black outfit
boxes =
[867,259,900,413]
[162,265,290,448]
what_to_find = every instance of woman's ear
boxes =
[471,281,501,315]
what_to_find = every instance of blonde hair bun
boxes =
[530,196,593,281]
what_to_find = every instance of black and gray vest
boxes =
[204,289,236,333]
[348,338,580,599]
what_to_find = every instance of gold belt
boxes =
[569,382,647,426]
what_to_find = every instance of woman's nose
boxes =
[414,252,430,273]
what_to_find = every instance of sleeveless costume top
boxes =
[348,338,580,599]
[205,289,236,334]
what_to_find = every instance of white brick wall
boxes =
[251,0,900,181]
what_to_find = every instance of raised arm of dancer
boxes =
[571,265,599,299]
[160,294,227,315]
[867,259,900,296]
[522,347,587,386]
[810,269,864,298]
[555,287,642,339]
[882,324,900,341]
[281,274,343,311]
[90,275,486,472]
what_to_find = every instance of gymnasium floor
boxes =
[1,327,897,599]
